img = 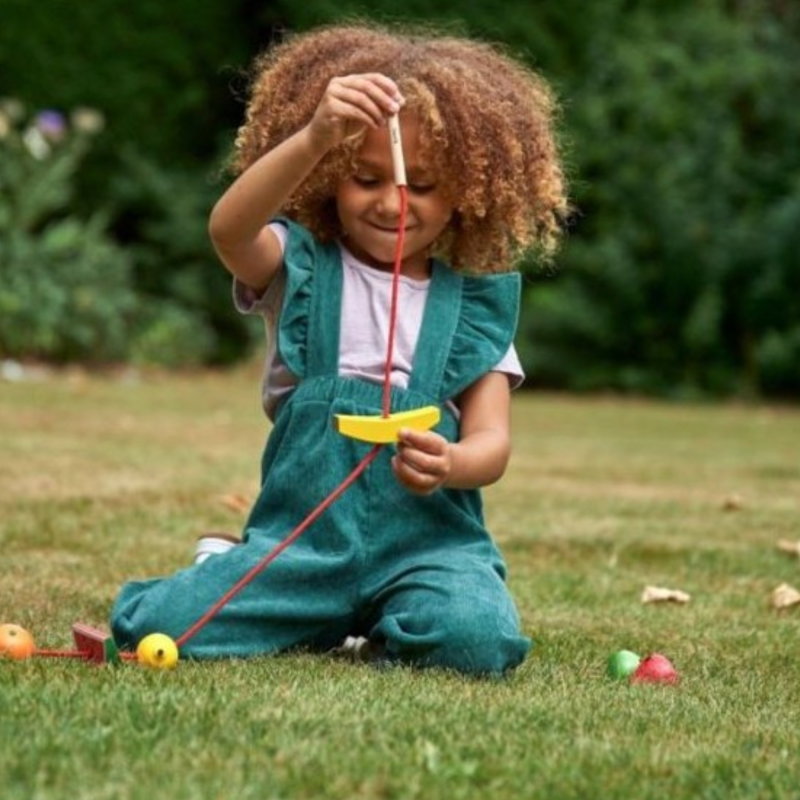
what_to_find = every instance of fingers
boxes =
[311,74,405,146]
[309,72,404,150]
[392,428,451,495]
[327,74,404,127]
[392,453,446,495]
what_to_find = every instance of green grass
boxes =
[2,368,799,800]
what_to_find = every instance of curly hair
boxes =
[232,22,569,274]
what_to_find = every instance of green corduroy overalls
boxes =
[111,221,532,675]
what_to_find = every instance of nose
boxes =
[375,181,403,218]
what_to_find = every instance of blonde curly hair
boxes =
[232,22,568,274]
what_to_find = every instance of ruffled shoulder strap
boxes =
[411,261,521,400]
[275,218,343,379]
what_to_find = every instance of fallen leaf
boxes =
[771,583,800,610]
[777,540,800,558]
[721,493,744,511]
[218,493,252,515]
[641,585,691,604]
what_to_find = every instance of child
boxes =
[111,22,567,675]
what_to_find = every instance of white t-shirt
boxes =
[235,222,524,420]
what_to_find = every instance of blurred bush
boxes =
[0,0,259,367]
[0,100,248,367]
[0,1,250,167]
[519,2,800,398]
[0,102,136,362]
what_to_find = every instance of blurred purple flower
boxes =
[35,109,67,141]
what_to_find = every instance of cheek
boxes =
[427,201,454,234]
[335,183,348,210]
[335,187,357,226]
[334,194,345,223]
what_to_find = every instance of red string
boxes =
[175,445,381,648]
[34,649,137,661]
[34,649,88,659]
[174,185,410,650]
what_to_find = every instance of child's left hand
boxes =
[392,428,452,495]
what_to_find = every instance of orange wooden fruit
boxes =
[0,623,36,660]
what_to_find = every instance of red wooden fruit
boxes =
[630,653,679,685]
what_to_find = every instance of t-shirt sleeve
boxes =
[494,344,525,390]
[231,221,289,319]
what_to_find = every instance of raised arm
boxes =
[208,127,327,292]
[208,73,404,292]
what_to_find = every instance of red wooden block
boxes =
[72,623,120,665]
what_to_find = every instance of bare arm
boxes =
[208,127,327,292]
[208,74,404,292]
[392,371,512,494]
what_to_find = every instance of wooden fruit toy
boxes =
[0,623,36,660]
[630,653,679,685]
[606,649,641,680]
[136,633,179,669]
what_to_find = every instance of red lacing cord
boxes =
[174,185,409,649]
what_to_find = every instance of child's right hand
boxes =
[308,73,404,150]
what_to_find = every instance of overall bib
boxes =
[111,223,531,675]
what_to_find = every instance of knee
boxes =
[380,599,531,676]
[110,589,146,651]
[432,601,531,675]
[109,578,190,651]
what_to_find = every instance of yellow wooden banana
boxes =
[334,405,441,443]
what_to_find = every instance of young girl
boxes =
[111,22,567,676]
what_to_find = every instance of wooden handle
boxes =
[388,114,407,187]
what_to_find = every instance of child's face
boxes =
[336,113,453,279]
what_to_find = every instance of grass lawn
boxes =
[1,366,799,800]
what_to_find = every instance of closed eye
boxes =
[352,174,436,194]
[352,174,381,188]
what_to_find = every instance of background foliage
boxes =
[1,0,797,395]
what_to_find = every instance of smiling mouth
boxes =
[369,223,411,234]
